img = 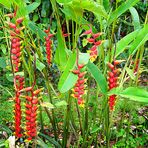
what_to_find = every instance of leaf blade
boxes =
[58,52,78,93]
[87,62,107,94]
[108,0,139,25]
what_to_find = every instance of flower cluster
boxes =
[7,17,24,72]
[20,88,43,141]
[72,64,86,106]
[44,29,54,65]
[14,75,24,138]
[81,29,104,62]
[107,61,121,111]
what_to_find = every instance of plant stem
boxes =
[62,91,71,147]
[104,95,110,148]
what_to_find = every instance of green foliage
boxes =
[26,0,41,14]
[129,7,141,30]
[130,24,148,54]
[28,21,46,41]
[54,28,68,70]
[121,87,148,103]
[58,52,77,93]
[108,0,139,25]
[87,61,107,94]
[108,87,148,103]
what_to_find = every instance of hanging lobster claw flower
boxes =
[80,28,92,37]
[33,88,43,96]
[92,32,103,39]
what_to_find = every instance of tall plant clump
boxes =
[1,0,147,147]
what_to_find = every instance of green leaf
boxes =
[54,28,68,70]
[56,0,72,3]
[114,30,139,57]
[82,39,88,47]
[103,0,111,12]
[120,87,148,103]
[6,73,13,82]
[0,124,12,135]
[107,87,123,96]
[37,138,49,148]
[87,62,107,94]
[90,125,100,134]
[0,0,12,8]
[38,133,62,148]
[80,0,107,18]
[61,6,96,31]
[61,2,83,24]
[55,100,67,107]
[36,59,45,71]
[1,44,7,54]
[26,0,41,14]
[125,67,135,80]
[130,24,148,54]
[79,52,90,65]
[28,21,46,41]
[0,57,6,68]
[0,139,5,147]
[33,14,39,22]
[108,0,139,25]
[129,7,140,30]
[58,52,78,93]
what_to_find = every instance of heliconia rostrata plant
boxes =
[7,17,124,141]
[2,1,146,147]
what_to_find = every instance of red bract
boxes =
[62,32,70,37]
[5,13,14,18]
[80,29,92,37]
[44,29,53,65]
[7,22,16,29]
[87,38,95,43]
[16,17,24,24]
[72,64,86,107]
[92,32,103,39]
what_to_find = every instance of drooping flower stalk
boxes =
[107,61,121,110]
[14,75,24,138]
[81,28,104,62]
[72,64,87,107]
[20,88,43,141]
[44,29,54,65]
[8,17,24,72]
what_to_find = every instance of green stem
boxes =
[62,91,71,147]
[75,100,83,136]
[104,95,110,148]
